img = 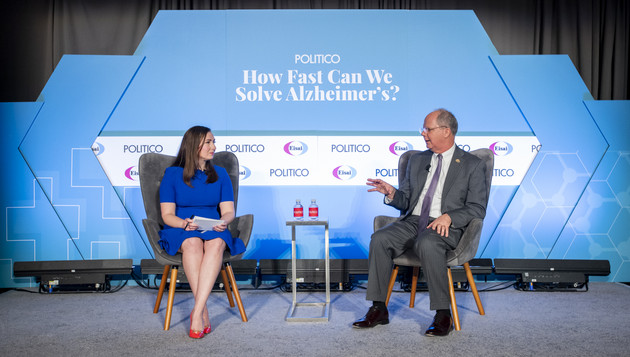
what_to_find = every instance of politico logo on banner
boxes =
[489,141,513,156]
[225,143,265,153]
[125,166,139,181]
[332,165,357,181]
[123,143,164,154]
[493,166,516,178]
[330,143,371,153]
[284,141,308,156]
[389,141,413,155]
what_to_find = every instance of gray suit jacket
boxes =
[387,146,488,230]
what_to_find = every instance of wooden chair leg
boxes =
[220,267,235,308]
[409,266,419,308]
[464,262,485,315]
[447,267,461,331]
[225,263,248,322]
[385,265,399,306]
[164,265,178,331]
[154,265,170,314]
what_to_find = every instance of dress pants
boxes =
[366,215,462,311]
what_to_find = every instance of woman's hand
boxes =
[213,221,228,232]
[161,202,198,231]
[183,217,199,231]
[216,201,235,233]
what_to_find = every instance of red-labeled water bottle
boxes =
[293,199,304,220]
[309,199,319,220]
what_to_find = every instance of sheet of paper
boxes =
[192,216,224,232]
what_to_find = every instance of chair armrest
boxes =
[224,214,253,263]
[142,218,163,253]
[447,218,483,266]
[373,215,398,232]
[229,214,254,248]
[142,218,182,266]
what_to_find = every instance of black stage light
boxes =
[258,259,368,291]
[259,258,368,277]
[14,259,133,293]
[285,259,350,285]
[493,258,610,291]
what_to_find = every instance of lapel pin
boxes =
[456,159,460,163]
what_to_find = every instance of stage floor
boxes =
[1,282,628,356]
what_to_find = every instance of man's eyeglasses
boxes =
[421,126,447,133]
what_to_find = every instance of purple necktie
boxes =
[418,153,442,234]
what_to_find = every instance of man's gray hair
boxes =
[435,108,458,136]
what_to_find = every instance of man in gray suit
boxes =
[353,108,488,336]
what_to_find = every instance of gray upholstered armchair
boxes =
[375,148,493,331]
[139,152,253,330]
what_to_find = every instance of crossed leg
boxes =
[181,237,226,332]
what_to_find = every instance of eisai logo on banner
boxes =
[91,142,105,156]
[125,166,139,181]
[333,165,357,181]
[239,166,251,180]
[490,141,513,156]
[389,141,413,155]
[284,141,308,156]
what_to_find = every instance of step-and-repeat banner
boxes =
[94,135,539,187]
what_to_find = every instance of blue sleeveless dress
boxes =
[157,166,246,256]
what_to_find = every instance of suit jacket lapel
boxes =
[408,151,432,212]
[442,146,464,200]
[415,152,432,188]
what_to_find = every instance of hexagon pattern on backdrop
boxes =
[482,55,608,258]
[549,101,630,281]
[1,10,628,287]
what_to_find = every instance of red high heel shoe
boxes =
[203,308,211,334]
[189,312,205,339]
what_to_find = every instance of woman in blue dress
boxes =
[158,126,246,339]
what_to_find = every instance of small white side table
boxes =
[285,219,330,322]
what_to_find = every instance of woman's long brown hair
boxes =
[172,126,218,187]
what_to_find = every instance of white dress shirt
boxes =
[410,144,455,218]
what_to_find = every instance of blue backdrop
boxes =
[1,10,628,287]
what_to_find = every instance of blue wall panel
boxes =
[0,102,71,286]
[16,56,151,273]
[483,55,609,259]
[549,101,630,280]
